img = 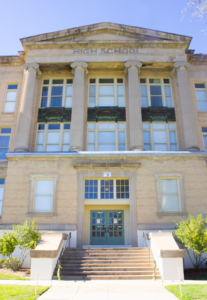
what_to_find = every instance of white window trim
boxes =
[4,83,18,113]
[28,174,59,216]
[143,122,178,151]
[36,122,70,152]
[140,77,173,107]
[88,76,125,107]
[87,122,126,151]
[154,173,186,218]
[195,82,207,112]
[84,178,130,200]
[40,78,73,108]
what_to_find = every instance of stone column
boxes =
[70,62,88,151]
[14,63,41,152]
[125,61,144,151]
[174,62,200,151]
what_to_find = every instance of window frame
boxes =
[29,174,59,215]
[36,122,70,152]
[140,77,174,107]
[87,122,126,151]
[154,174,186,218]
[0,178,5,216]
[4,83,18,113]
[88,76,125,107]
[143,122,178,151]
[195,82,207,112]
[84,178,130,200]
[40,78,73,108]
[0,127,11,160]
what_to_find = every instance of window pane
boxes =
[118,132,125,143]
[48,124,60,130]
[143,123,150,129]
[89,85,95,96]
[195,83,205,88]
[50,97,62,107]
[118,97,124,107]
[164,86,171,96]
[161,179,178,194]
[46,145,59,151]
[62,145,69,151]
[203,135,207,146]
[36,145,43,152]
[117,86,124,95]
[169,132,177,143]
[63,132,70,144]
[4,102,15,112]
[150,86,162,95]
[170,145,177,151]
[202,127,207,132]
[88,132,95,143]
[89,97,95,107]
[8,85,18,89]
[144,132,150,143]
[154,144,167,151]
[117,79,123,83]
[119,145,125,151]
[99,86,114,95]
[141,97,148,107]
[35,196,52,211]
[144,144,151,150]
[88,123,95,129]
[118,123,125,129]
[64,124,70,130]
[41,98,47,108]
[65,97,72,107]
[166,97,172,107]
[169,124,175,129]
[0,187,4,201]
[43,80,49,85]
[98,123,115,129]
[88,145,95,151]
[198,102,207,111]
[98,145,116,151]
[153,131,166,143]
[6,91,17,101]
[0,201,2,215]
[98,132,115,143]
[36,179,53,195]
[140,78,146,83]
[151,96,162,107]
[90,79,96,83]
[196,90,207,100]
[42,87,48,96]
[1,128,11,134]
[51,86,63,96]
[52,79,63,84]
[99,79,114,84]
[99,96,114,106]
[162,195,179,211]
[67,79,73,84]
[164,79,170,84]
[0,136,10,147]
[0,149,8,159]
[47,132,60,144]
[66,86,72,96]
[141,85,147,95]
[153,124,165,130]
[37,132,44,144]
[149,79,160,84]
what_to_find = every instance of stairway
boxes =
[53,247,162,280]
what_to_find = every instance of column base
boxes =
[14,148,29,152]
[69,146,82,152]
[130,146,144,151]
[185,146,200,151]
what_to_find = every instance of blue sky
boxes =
[0,0,206,56]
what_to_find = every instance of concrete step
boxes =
[52,275,162,280]
[55,267,156,272]
[58,263,154,267]
[58,270,161,275]
[66,247,147,251]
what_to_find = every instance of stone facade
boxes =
[0,23,207,247]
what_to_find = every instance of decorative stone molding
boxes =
[70,61,88,74]
[174,61,191,69]
[73,162,141,169]
[125,61,142,73]
[23,63,42,75]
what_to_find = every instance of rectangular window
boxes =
[0,178,5,215]
[195,83,207,111]
[4,84,18,113]
[89,78,125,107]
[36,123,70,152]
[87,122,126,151]
[161,178,180,211]
[84,179,129,200]
[140,78,173,107]
[34,179,53,212]
[202,127,207,151]
[143,123,177,151]
[0,128,11,159]
[40,79,73,108]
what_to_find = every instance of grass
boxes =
[0,273,29,280]
[165,284,207,300]
[0,285,50,300]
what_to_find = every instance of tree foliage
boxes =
[174,214,207,270]
[0,232,17,257]
[182,0,207,32]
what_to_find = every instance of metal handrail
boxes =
[143,231,156,280]
[57,232,71,276]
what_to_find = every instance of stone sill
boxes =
[27,213,57,218]
[157,212,188,219]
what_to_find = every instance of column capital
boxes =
[23,63,41,75]
[125,61,142,73]
[70,61,88,74]
[174,61,191,69]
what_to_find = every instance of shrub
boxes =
[0,232,17,257]
[0,258,5,268]
[3,257,21,271]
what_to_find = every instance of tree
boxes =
[13,220,41,266]
[174,214,207,270]
[0,232,17,257]
[182,0,207,33]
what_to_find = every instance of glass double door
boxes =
[90,210,124,245]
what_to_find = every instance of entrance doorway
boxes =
[90,210,124,245]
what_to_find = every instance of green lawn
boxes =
[165,284,207,300]
[0,285,50,300]
[0,274,29,280]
